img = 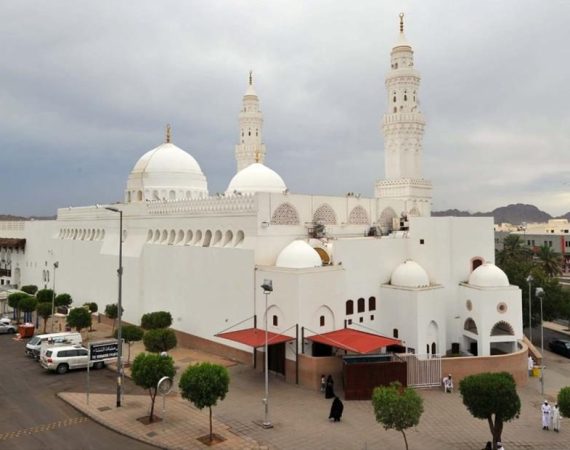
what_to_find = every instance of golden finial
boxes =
[399,12,404,33]
[249,70,253,86]
[165,123,172,143]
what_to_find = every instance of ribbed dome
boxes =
[226,163,286,194]
[468,263,509,288]
[126,142,208,202]
[276,240,322,269]
[391,260,429,288]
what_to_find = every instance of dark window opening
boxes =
[346,300,354,315]
[272,315,278,327]
[359,317,364,323]
[420,239,425,245]
[347,319,352,325]
[368,297,376,311]
[357,298,365,313]
[370,314,374,321]
[393,328,399,338]
[320,315,325,327]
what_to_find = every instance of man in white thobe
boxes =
[528,356,534,376]
[551,403,561,432]
[542,400,551,430]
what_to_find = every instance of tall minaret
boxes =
[235,71,266,172]
[375,13,432,217]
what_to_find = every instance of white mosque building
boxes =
[0,15,525,387]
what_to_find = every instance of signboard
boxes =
[90,340,119,361]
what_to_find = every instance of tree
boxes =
[105,303,119,334]
[459,372,520,449]
[36,289,55,303]
[371,381,424,450]
[37,302,52,333]
[67,307,92,333]
[8,292,30,323]
[55,293,73,308]
[131,352,176,423]
[141,311,173,330]
[114,324,144,364]
[537,244,562,277]
[143,328,177,353]
[557,386,570,418]
[19,296,38,323]
[179,363,230,442]
[20,285,38,295]
[84,302,98,331]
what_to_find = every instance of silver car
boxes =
[40,345,105,374]
[0,323,17,334]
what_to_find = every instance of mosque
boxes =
[0,15,524,387]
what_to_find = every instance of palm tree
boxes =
[496,234,531,267]
[537,245,562,277]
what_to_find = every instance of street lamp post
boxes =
[51,262,59,332]
[526,275,533,343]
[536,287,545,396]
[105,206,124,408]
[260,279,273,429]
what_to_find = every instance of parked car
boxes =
[26,332,82,360]
[548,339,570,358]
[0,317,11,325]
[0,323,17,334]
[40,345,105,374]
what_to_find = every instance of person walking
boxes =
[551,403,561,432]
[528,356,534,376]
[325,374,335,399]
[541,400,551,430]
[320,374,326,393]
[328,396,344,422]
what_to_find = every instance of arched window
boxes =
[271,203,300,225]
[491,321,514,336]
[346,300,354,315]
[471,257,484,272]
[393,328,399,338]
[464,318,478,335]
[357,298,365,313]
[404,91,408,101]
[348,206,369,225]
[431,342,436,354]
[368,297,376,311]
[272,315,278,327]
[320,316,325,327]
[313,204,337,225]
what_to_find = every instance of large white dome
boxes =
[390,260,430,288]
[226,163,286,195]
[126,142,208,202]
[468,263,509,288]
[276,240,322,269]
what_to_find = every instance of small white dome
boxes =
[391,260,429,288]
[226,163,286,194]
[126,142,208,202]
[468,263,509,288]
[276,240,322,269]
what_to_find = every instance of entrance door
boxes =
[268,343,285,376]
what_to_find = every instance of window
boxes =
[393,328,399,338]
[272,315,278,327]
[357,298,365,313]
[347,319,353,325]
[420,239,425,245]
[370,315,374,321]
[431,343,436,354]
[320,316,325,327]
[368,297,376,311]
[346,300,354,315]
[359,317,364,323]
[471,258,483,271]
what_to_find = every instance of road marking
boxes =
[0,416,88,441]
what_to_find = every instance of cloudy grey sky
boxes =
[1,1,568,216]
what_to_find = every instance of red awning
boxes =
[306,328,400,354]
[216,328,295,348]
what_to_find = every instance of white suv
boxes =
[40,345,105,374]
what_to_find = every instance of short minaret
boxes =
[375,13,432,217]
[235,71,266,172]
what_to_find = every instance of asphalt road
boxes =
[0,334,158,450]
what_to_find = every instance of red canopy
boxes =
[306,328,400,354]
[216,328,295,348]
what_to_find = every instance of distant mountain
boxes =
[433,203,556,225]
[0,214,55,221]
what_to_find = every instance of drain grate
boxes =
[146,431,158,437]
[97,406,111,412]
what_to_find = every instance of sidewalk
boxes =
[56,321,570,450]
